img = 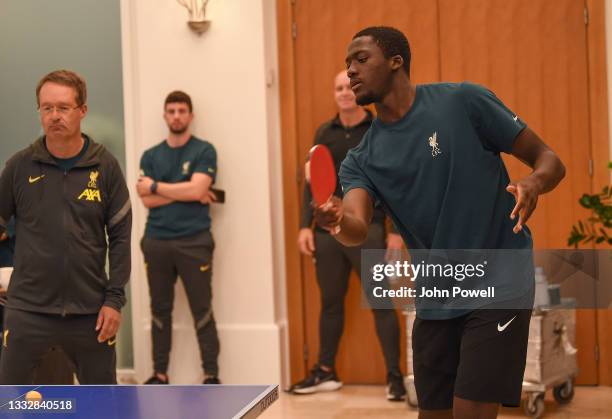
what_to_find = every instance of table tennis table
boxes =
[0,384,278,419]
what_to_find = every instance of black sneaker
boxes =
[289,365,342,394]
[144,375,169,384]
[203,377,221,384]
[386,371,406,401]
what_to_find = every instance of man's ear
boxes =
[79,103,88,118]
[389,55,404,72]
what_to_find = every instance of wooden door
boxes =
[436,0,598,384]
[284,0,607,385]
[293,0,441,384]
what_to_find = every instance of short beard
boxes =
[169,126,188,135]
[356,92,378,106]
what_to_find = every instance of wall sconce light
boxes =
[177,0,211,35]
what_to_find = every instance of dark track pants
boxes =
[314,223,401,373]
[141,230,219,377]
[0,307,116,384]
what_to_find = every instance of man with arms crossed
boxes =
[137,91,220,385]
[315,27,565,419]
[0,70,131,384]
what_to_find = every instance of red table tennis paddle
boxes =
[308,144,336,206]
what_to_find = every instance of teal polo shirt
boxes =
[140,136,216,239]
[340,82,534,319]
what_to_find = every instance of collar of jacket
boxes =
[30,134,103,168]
[331,109,374,128]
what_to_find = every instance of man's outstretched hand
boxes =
[506,177,541,234]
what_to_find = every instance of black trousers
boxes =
[0,307,116,384]
[141,230,219,377]
[314,223,401,373]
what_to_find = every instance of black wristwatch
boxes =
[150,181,158,194]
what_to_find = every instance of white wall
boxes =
[120,0,287,385]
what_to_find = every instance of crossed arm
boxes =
[137,172,214,208]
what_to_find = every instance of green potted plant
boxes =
[568,162,612,247]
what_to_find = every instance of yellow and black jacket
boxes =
[0,135,131,315]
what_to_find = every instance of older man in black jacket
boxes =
[0,70,131,384]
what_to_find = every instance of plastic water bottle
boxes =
[534,266,550,308]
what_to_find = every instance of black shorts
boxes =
[412,296,532,410]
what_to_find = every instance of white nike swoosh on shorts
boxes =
[497,315,517,332]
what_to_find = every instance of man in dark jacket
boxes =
[0,69,132,384]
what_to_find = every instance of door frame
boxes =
[277,0,306,384]
[588,0,612,385]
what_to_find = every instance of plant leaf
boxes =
[579,195,592,209]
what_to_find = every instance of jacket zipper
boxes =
[62,169,68,317]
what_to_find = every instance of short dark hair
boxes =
[353,26,411,76]
[164,90,193,112]
[36,69,87,107]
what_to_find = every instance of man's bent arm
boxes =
[156,172,212,202]
[104,161,132,311]
[334,188,373,247]
[511,127,565,193]
[141,194,174,209]
[106,210,131,310]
